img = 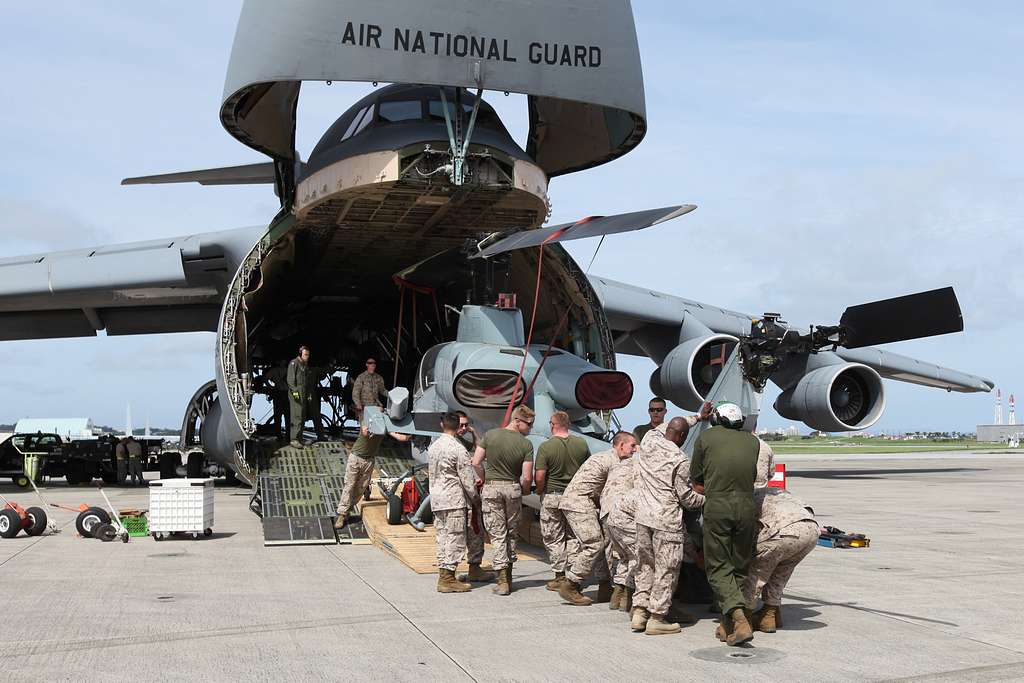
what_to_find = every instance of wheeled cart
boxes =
[149,478,215,540]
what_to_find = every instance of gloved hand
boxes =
[291,391,300,399]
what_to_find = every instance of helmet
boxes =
[710,401,744,429]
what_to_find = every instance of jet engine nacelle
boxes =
[775,362,885,432]
[655,334,738,411]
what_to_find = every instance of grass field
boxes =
[766,436,1015,455]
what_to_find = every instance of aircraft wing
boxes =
[0,226,263,341]
[587,275,994,393]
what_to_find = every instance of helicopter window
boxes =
[341,105,372,141]
[378,100,423,123]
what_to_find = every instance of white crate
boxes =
[149,478,215,536]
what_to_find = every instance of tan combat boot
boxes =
[621,587,633,613]
[630,607,650,632]
[464,563,496,583]
[608,584,624,610]
[645,614,681,635]
[727,608,754,646]
[492,567,511,596]
[437,568,472,593]
[333,514,347,531]
[595,580,613,603]
[545,571,566,591]
[753,605,780,633]
[558,579,594,606]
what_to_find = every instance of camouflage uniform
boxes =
[600,458,636,588]
[540,493,578,573]
[633,428,705,617]
[126,439,144,485]
[457,446,486,565]
[744,489,818,608]
[754,437,775,490]
[479,428,533,572]
[558,450,620,584]
[429,434,478,571]
[352,371,387,421]
[481,482,522,571]
[336,434,385,518]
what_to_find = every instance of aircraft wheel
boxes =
[12,475,30,489]
[159,452,178,480]
[0,509,21,538]
[25,507,48,536]
[76,507,111,538]
[186,452,203,479]
[93,523,117,542]
[386,494,403,525]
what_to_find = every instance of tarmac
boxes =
[2,451,1023,682]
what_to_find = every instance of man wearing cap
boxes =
[429,412,479,593]
[633,397,667,444]
[690,401,760,646]
[352,358,387,424]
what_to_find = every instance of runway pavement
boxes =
[1,451,1022,681]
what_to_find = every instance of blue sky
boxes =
[0,2,1020,433]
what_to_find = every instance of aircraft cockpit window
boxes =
[378,100,423,123]
[341,105,373,141]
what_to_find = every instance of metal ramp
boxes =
[256,441,370,546]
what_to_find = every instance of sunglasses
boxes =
[517,418,534,427]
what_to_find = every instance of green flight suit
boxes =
[286,356,310,442]
[690,425,759,616]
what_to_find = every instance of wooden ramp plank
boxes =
[359,500,543,574]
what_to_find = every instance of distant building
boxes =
[14,418,97,440]
[977,424,1024,443]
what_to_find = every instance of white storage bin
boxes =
[149,478,215,539]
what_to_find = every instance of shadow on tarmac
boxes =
[787,593,958,627]
[789,467,986,480]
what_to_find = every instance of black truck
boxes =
[0,432,169,487]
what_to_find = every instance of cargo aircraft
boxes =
[0,1,992,494]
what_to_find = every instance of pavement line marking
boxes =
[885,660,1024,682]
[325,546,478,682]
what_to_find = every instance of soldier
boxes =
[739,489,817,635]
[632,416,705,635]
[534,411,590,594]
[471,405,535,596]
[455,412,493,583]
[633,397,667,444]
[429,413,479,593]
[690,401,760,646]
[557,431,636,606]
[114,438,128,484]
[335,425,411,530]
[264,361,291,439]
[287,346,312,447]
[352,357,387,423]
[600,444,638,612]
[126,436,145,486]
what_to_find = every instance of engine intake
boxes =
[656,334,738,411]
[775,363,885,432]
